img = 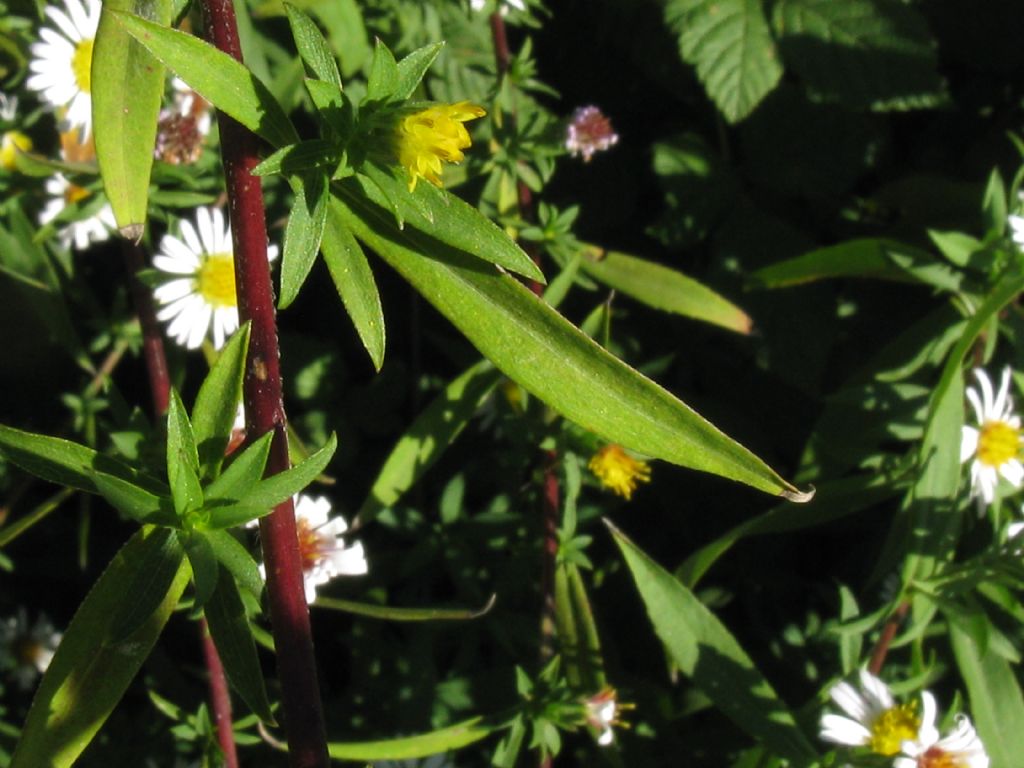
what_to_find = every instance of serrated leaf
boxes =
[111,12,298,148]
[327,718,493,761]
[356,360,501,523]
[204,431,275,504]
[578,245,752,334]
[322,199,386,370]
[336,195,805,499]
[10,527,188,768]
[366,39,399,101]
[279,173,329,309]
[239,433,338,508]
[395,42,444,100]
[773,0,945,110]
[205,565,275,722]
[167,390,203,517]
[610,523,819,764]
[666,0,783,123]
[192,323,250,480]
[285,3,342,89]
[93,0,171,234]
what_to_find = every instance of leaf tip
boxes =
[119,223,145,243]
[780,484,815,503]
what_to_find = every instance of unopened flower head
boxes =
[394,101,486,191]
[819,669,920,756]
[588,444,651,500]
[583,687,632,746]
[893,692,988,768]
[960,367,1023,506]
[39,172,115,250]
[0,610,62,690]
[26,0,102,139]
[256,494,369,604]
[565,106,618,163]
[152,206,278,350]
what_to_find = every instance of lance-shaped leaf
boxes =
[279,172,329,309]
[395,42,445,100]
[204,431,274,505]
[93,0,171,237]
[609,523,819,764]
[285,3,342,89]
[207,529,265,597]
[192,322,250,480]
[749,238,929,288]
[235,433,338,509]
[314,594,496,621]
[11,527,189,768]
[327,718,494,761]
[92,471,176,527]
[111,12,298,148]
[335,194,806,499]
[167,389,203,518]
[181,530,220,611]
[366,39,399,102]
[578,244,752,334]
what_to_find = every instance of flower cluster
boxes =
[565,105,618,163]
[588,444,651,500]
[821,670,988,767]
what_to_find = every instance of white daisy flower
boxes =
[256,494,368,604]
[820,669,921,756]
[0,610,62,690]
[1009,213,1024,250]
[583,687,629,746]
[960,367,1024,506]
[152,206,278,350]
[38,172,116,250]
[894,692,988,768]
[25,0,102,139]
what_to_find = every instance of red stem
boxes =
[201,617,239,768]
[199,1,329,765]
[868,601,910,676]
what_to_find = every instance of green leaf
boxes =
[356,360,502,523]
[749,238,931,288]
[93,0,171,235]
[110,12,299,148]
[239,433,338,509]
[205,565,275,722]
[252,139,341,178]
[10,527,189,768]
[206,529,264,598]
[395,42,445,100]
[285,3,342,90]
[366,39,399,101]
[92,471,176,526]
[773,0,945,110]
[951,622,1024,768]
[578,245,752,334]
[609,523,819,764]
[310,0,369,78]
[182,530,220,611]
[279,173,329,309]
[166,389,203,517]
[204,431,275,505]
[314,594,496,621]
[665,0,783,123]
[337,196,805,499]
[327,718,493,761]
[343,172,545,282]
[321,199,386,370]
[192,322,250,480]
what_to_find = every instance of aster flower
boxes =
[893,692,988,768]
[26,0,102,139]
[38,172,116,250]
[393,101,486,191]
[0,610,62,690]
[583,687,631,746]
[960,367,1024,506]
[819,669,920,756]
[1009,212,1024,250]
[565,106,618,163]
[152,206,278,350]
[588,444,651,500]
[256,494,368,605]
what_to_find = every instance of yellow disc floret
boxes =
[72,37,94,94]
[196,254,237,308]
[0,131,32,171]
[588,444,651,500]
[977,420,1021,468]
[395,101,485,191]
[868,701,920,756]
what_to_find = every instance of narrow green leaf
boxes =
[315,594,496,621]
[252,140,341,177]
[166,389,203,517]
[609,523,819,764]
[327,718,493,761]
[337,196,805,499]
[310,0,369,78]
[206,529,264,598]
[356,360,501,523]
[285,3,342,89]
[11,527,189,768]
[578,245,752,334]
[366,39,399,101]
[279,173,329,309]
[92,471,176,526]
[305,77,345,122]
[93,0,171,235]
[192,322,250,480]
[205,565,275,722]
[204,430,274,504]
[749,238,926,288]
[395,42,445,100]
[182,530,220,611]
[951,622,1024,768]
[110,12,299,148]
[665,0,783,123]
[322,199,386,370]
[240,433,338,508]
[203,501,276,530]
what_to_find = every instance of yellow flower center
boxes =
[72,37,94,94]
[977,420,1021,467]
[196,254,237,308]
[0,131,32,171]
[868,702,920,756]
[395,101,486,191]
[64,182,90,205]
[296,517,327,573]
[588,444,651,501]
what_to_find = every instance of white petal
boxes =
[328,542,368,576]
[1000,459,1024,488]
[819,714,870,746]
[961,427,979,463]
[974,368,996,421]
